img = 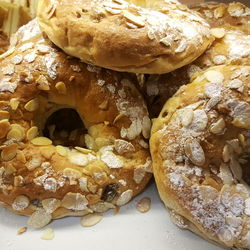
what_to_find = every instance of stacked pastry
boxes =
[0,0,249,249]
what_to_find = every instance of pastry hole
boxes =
[43,108,87,148]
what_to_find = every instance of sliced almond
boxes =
[17,227,27,235]
[123,10,145,27]
[10,98,19,110]
[26,126,38,141]
[80,213,103,227]
[1,144,18,161]
[41,228,55,240]
[211,28,225,39]
[55,81,67,95]
[31,137,52,146]
[0,120,10,139]
[24,98,39,112]
[28,209,52,229]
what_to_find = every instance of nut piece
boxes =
[17,227,27,235]
[0,120,10,139]
[116,189,133,206]
[24,98,39,112]
[31,137,52,146]
[55,81,67,94]
[184,139,205,166]
[80,213,103,227]
[136,197,151,213]
[61,192,88,210]
[123,10,145,27]
[181,109,194,127]
[28,209,52,229]
[10,98,19,110]
[12,195,30,211]
[205,70,224,84]
[211,28,225,39]
[42,198,61,214]
[210,118,225,134]
[41,228,55,240]
[26,126,38,141]
[1,144,18,161]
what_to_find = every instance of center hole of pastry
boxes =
[43,108,86,148]
[241,160,250,186]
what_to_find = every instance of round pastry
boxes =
[192,2,250,34]
[0,20,152,228]
[151,65,250,249]
[37,0,214,74]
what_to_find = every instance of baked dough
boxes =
[0,20,152,228]
[151,65,250,249]
[37,0,214,74]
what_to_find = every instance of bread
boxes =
[37,0,214,74]
[0,20,152,228]
[151,65,250,249]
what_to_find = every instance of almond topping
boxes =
[26,126,38,141]
[55,81,67,94]
[80,213,103,227]
[31,137,52,146]
[24,98,39,112]
[123,10,145,27]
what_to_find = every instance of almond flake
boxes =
[41,228,55,240]
[116,189,133,206]
[80,213,103,227]
[123,10,145,27]
[211,28,225,39]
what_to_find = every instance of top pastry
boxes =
[37,0,214,74]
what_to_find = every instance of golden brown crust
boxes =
[151,65,250,249]
[0,20,152,228]
[37,0,214,74]
[139,2,250,118]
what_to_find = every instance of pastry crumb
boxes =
[136,197,151,213]
[41,228,55,240]
[17,226,27,235]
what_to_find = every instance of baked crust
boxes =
[0,20,152,228]
[37,0,214,74]
[151,65,250,249]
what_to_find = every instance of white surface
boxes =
[0,182,222,250]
